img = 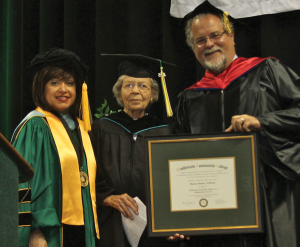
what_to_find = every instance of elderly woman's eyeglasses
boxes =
[122,82,151,92]
[194,31,226,48]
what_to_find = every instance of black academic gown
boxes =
[91,111,176,247]
[174,58,300,247]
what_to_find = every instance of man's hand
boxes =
[225,114,262,133]
[102,194,138,220]
[29,229,47,247]
[167,233,190,242]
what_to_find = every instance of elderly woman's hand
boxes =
[102,193,139,220]
[29,229,48,247]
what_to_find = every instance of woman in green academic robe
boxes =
[12,48,99,247]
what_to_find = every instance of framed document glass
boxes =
[145,132,262,237]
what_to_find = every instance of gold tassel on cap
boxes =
[81,82,91,131]
[223,11,232,34]
[159,60,173,117]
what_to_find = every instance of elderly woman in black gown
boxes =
[91,56,176,247]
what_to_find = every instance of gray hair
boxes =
[185,13,234,50]
[112,75,159,107]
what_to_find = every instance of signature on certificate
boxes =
[183,201,196,206]
[215,199,227,204]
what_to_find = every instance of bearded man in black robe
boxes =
[173,2,300,247]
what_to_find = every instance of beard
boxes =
[203,47,227,74]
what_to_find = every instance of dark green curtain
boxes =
[1,0,300,139]
[0,0,22,140]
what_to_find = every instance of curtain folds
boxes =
[0,0,22,139]
[1,0,300,139]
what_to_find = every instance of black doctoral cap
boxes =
[183,0,243,34]
[26,47,89,82]
[101,53,176,117]
[27,47,92,131]
[101,53,176,79]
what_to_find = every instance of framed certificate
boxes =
[144,132,262,237]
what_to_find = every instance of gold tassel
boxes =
[223,11,232,34]
[159,62,173,117]
[81,82,91,131]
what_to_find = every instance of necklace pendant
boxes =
[80,171,89,187]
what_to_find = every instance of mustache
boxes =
[204,47,222,55]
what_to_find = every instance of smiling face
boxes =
[192,14,235,74]
[120,76,152,119]
[44,76,76,114]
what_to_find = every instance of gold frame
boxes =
[145,132,262,236]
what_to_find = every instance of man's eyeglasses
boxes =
[122,82,151,92]
[194,31,226,48]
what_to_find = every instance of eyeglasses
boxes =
[194,31,226,48]
[122,82,151,92]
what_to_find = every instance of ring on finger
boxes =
[240,117,244,123]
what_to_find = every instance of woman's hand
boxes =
[102,194,138,220]
[167,233,190,242]
[225,114,262,133]
[29,229,47,247]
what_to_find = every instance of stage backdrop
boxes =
[1,0,300,139]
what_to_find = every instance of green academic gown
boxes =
[14,116,95,247]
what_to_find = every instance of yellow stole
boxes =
[36,107,99,239]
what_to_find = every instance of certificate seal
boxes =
[199,198,208,207]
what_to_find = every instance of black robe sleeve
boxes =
[173,90,198,134]
[90,119,115,204]
[253,59,300,177]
